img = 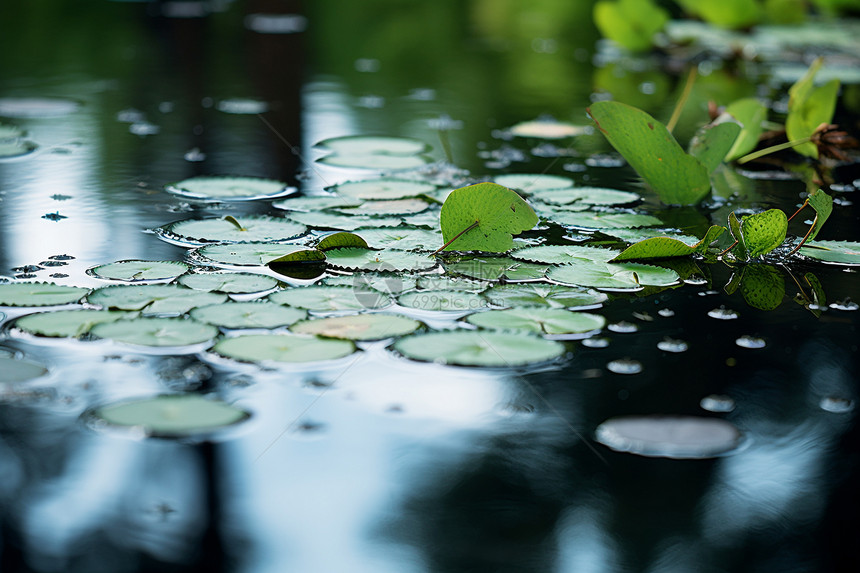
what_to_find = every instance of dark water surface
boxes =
[1,2,859,572]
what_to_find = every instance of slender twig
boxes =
[736,136,812,165]
[431,220,479,255]
[666,67,698,134]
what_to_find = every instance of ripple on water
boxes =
[606,358,643,374]
[608,321,638,333]
[595,415,742,458]
[700,394,735,413]
[735,335,766,349]
[708,306,739,320]
[657,337,688,353]
[582,337,610,348]
[819,396,855,414]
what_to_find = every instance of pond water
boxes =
[1,1,859,572]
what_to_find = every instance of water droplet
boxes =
[562,162,587,173]
[735,335,766,349]
[683,275,708,285]
[829,299,858,311]
[184,147,206,162]
[595,415,742,458]
[657,337,688,353]
[607,358,643,374]
[244,13,308,34]
[820,396,855,414]
[129,122,160,136]
[698,290,720,296]
[582,337,610,348]
[658,308,675,317]
[608,321,638,333]
[700,394,735,413]
[708,306,739,320]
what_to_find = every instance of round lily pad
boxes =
[493,174,574,194]
[397,289,487,312]
[91,317,219,347]
[0,356,48,383]
[14,309,134,338]
[394,331,565,366]
[190,302,306,329]
[291,313,421,340]
[531,187,641,206]
[88,394,250,438]
[799,241,860,266]
[511,245,620,264]
[351,227,442,251]
[328,179,437,200]
[0,282,89,307]
[484,283,608,309]
[594,416,742,459]
[269,285,391,311]
[88,260,189,282]
[324,248,437,272]
[549,261,679,290]
[212,332,355,363]
[165,176,294,201]
[445,256,548,282]
[318,154,433,170]
[415,275,489,291]
[193,243,324,267]
[509,120,589,139]
[286,211,403,231]
[315,135,430,155]
[162,216,306,245]
[546,211,662,230]
[272,195,363,212]
[465,308,606,336]
[337,198,430,216]
[321,272,418,294]
[177,272,279,294]
[87,284,227,315]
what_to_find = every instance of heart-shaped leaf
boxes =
[588,101,714,205]
[741,209,788,258]
[438,182,538,252]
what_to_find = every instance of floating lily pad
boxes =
[324,248,437,272]
[350,227,442,251]
[466,308,606,336]
[88,394,250,438]
[531,187,640,206]
[287,211,403,231]
[91,317,219,347]
[87,285,227,315]
[321,272,418,294]
[415,275,489,291]
[165,176,294,201]
[291,313,421,340]
[0,139,38,159]
[212,332,355,363]
[0,97,80,118]
[327,179,437,200]
[190,302,306,329]
[445,256,549,282]
[484,284,608,309]
[546,211,662,230]
[595,415,742,458]
[549,261,679,290]
[316,135,430,155]
[194,243,324,267]
[511,245,620,264]
[0,282,89,307]
[337,198,430,216]
[394,331,565,366]
[493,174,574,194]
[509,120,589,139]
[177,272,279,294]
[314,232,369,252]
[397,289,487,312]
[88,260,190,282]
[271,195,363,211]
[319,153,433,170]
[269,285,391,311]
[14,309,134,338]
[163,216,306,245]
[600,228,698,244]
[798,241,860,266]
[0,356,48,383]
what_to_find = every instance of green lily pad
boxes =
[91,317,219,347]
[163,216,306,245]
[493,174,574,194]
[89,394,250,437]
[269,285,391,311]
[724,98,768,161]
[190,301,307,329]
[350,227,442,251]
[89,260,190,282]
[0,356,48,383]
[799,240,860,265]
[546,211,662,230]
[165,176,293,201]
[322,272,418,294]
[328,178,437,200]
[319,154,433,171]
[316,232,369,251]
[212,332,356,363]
[594,0,668,52]
[397,289,488,312]
[14,309,134,338]
[511,245,620,264]
[415,275,489,291]
[287,211,403,231]
[194,243,324,267]
[291,313,421,340]
[272,195,363,212]
[600,228,698,244]
[612,225,726,261]
[177,272,279,294]
[337,198,430,216]
[88,285,227,315]
[324,248,437,272]
[0,282,89,307]
[531,187,641,206]
[509,120,589,139]
[548,261,679,290]
[484,283,608,309]
[439,183,538,252]
[588,101,712,205]
[687,116,743,174]
[742,209,788,258]
[445,256,549,282]
[316,135,430,155]
[394,331,565,366]
[466,308,606,336]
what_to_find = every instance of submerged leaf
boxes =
[0,356,48,383]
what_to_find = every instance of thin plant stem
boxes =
[737,136,812,165]
[788,214,818,255]
[224,215,247,231]
[666,67,698,134]
[431,220,479,255]
[719,239,739,257]
[787,199,809,223]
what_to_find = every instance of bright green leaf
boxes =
[805,189,833,242]
[316,232,369,251]
[724,98,768,161]
[687,116,742,173]
[787,58,840,158]
[739,265,785,311]
[594,0,669,52]
[742,209,788,257]
[612,225,726,260]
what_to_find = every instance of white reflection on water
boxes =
[554,502,619,573]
